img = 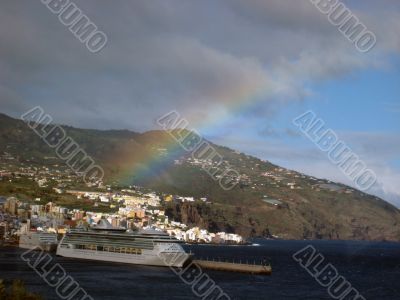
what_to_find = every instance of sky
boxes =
[0,0,399,206]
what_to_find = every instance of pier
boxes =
[192,258,272,275]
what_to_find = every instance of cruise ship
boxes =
[19,231,58,252]
[56,221,190,267]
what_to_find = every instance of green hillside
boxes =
[1,112,399,240]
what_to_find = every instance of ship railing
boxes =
[196,256,271,267]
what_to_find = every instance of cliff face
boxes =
[165,203,237,234]
[164,199,400,241]
[166,203,207,228]
[1,112,400,241]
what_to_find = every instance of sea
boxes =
[0,239,399,300]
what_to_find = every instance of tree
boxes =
[0,279,42,300]
[0,279,6,299]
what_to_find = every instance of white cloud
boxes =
[1,0,399,128]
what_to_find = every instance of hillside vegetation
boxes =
[1,112,399,240]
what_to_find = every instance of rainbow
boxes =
[112,83,271,185]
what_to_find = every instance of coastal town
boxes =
[0,146,362,248]
[0,152,244,246]
[0,193,244,246]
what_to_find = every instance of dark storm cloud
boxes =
[0,0,399,130]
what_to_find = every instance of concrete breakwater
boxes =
[193,259,272,275]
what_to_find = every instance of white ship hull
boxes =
[56,246,189,267]
[19,232,58,252]
[56,230,190,268]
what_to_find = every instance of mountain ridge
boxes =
[0,112,399,241]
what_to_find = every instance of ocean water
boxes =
[0,239,399,299]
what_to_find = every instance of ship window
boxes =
[129,248,142,255]
[84,244,96,250]
[109,247,121,253]
[97,246,104,251]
